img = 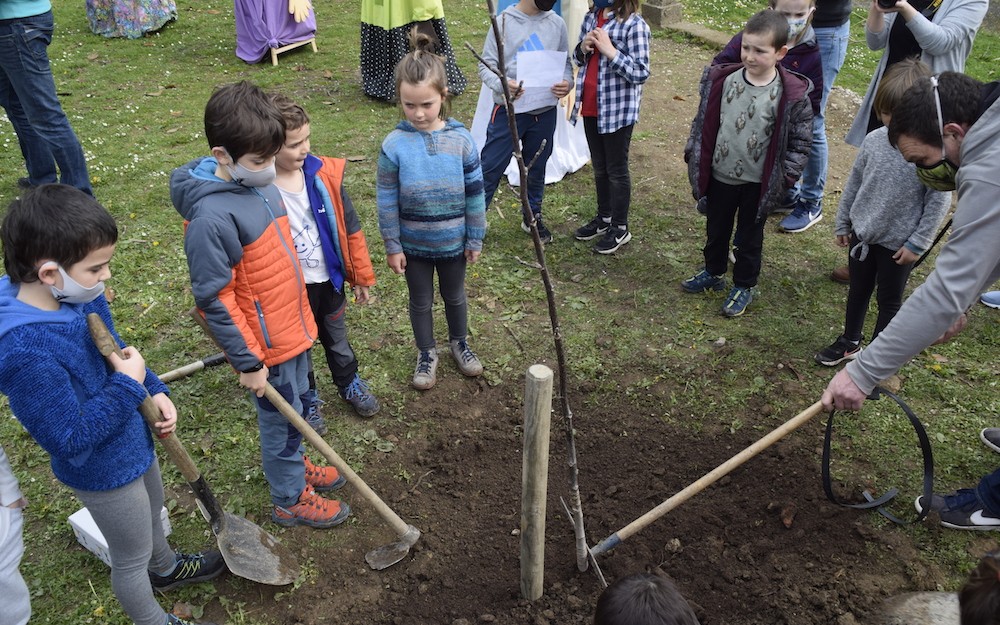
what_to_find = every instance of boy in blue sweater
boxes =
[0,185,223,625]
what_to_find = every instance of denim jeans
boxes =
[792,21,850,209]
[977,468,1000,515]
[0,10,91,193]
[480,106,556,215]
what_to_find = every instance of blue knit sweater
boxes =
[376,118,487,261]
[0,276,168,492]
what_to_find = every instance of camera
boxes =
[877,0,898,9]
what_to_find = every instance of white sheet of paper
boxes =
[514,50,566,113]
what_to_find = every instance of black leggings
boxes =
[844,237,913,342]
[404,256,468,351]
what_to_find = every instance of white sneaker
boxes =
[980,291,1000,309]
[412,349,438,390]
[450,339,483,377]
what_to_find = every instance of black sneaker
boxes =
[981,428,1000,454]
[521,215,553,244]
[915,489,1000,530]
[593,226,632,255]
[575,216,610,241]
[149,551,227,592]
[814,336,862,367]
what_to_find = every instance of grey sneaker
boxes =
[450,339,483,377]
[412,348,438,390]
[981,428,1000,454]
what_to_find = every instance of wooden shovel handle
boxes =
[86,314,202,483]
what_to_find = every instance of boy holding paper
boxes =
[478,0,574,244]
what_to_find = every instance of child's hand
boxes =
[551,80,571,99]
[6,497,26,509]
[592,28,616,58]
[239,367,269,398]
[893,246,919,265]
[387,253,407,274]
[150,392,177,436]
[109,346,146,384]
[352,285,372,304]
[465,249,481,264]
[835,235,850,247]
[507,79,524,101]
[581,31,597,54]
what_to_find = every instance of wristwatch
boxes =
[241,362,264,373]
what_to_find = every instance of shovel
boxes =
[87,314,299,586]
[158,352,227,383]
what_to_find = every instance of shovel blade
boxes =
[364,525,420,571]
[217,512,299,586]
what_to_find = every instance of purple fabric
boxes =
[234,0,316,63]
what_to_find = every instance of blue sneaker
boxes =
[779,202,822,233]
[721,286,753,317]
[680,269,725,293]
[339,374,380,418]
[305,397,328,435]
[915,489,1000,530]
[980,291,1000,309]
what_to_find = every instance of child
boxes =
[593,571,701,625]
[958,550,1000,625]
[0,184,224,625]
[711,0,827,233]
[682,10,813,317]
[478,0,574,244]
[170,81,350,529]
[814,59,950,366]
[0,443,29,625]
[570,0,651,255]
[377,33,487,391]
[270,93,381,429]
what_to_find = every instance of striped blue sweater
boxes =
[377,118,487,261]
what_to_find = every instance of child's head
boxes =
[270,93,312,175]
[741,10,789,77]
[204,81,285,166]
[769,0,815,44]
[1,184,118,286]
[394,30,450,129]
[593,571,700,625]
[959,551,1000,625]
[873,57,932,126]
[593,0,640,18]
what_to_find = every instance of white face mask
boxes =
[50,265,105,304]
[227,158,276,188]
[787,17,808,41]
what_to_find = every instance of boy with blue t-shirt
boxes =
[478,0,574,244]
[682,9,813,317]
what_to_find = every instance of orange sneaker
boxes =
[272,486,351,528]
[303,455,345,492]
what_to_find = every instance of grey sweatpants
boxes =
[0,505,29,625]
[73,458,176,625]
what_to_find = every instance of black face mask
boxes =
[535,0,557,11]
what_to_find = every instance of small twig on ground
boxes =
[514,256,542,270]
[504,323,525,353]
[409,470,434,494]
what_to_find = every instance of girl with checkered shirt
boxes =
[570,0,651,255]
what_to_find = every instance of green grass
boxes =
[1,0,999,623]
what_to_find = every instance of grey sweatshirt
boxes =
[478,6,574,108]
[845,92,1000,392]
[834,126,950,261]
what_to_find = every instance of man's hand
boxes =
[932,312,968,345]
[821,368,869,412]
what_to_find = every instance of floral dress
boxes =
[86,0,177,39]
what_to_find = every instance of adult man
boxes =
[0,1,92,194]
[821,71,1000,529]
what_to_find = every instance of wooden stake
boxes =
[521,364,554,601]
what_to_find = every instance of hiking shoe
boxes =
[304,397,328,435]
[831,265,850,285]
[575,215,610,241]
[412,348,439,390]
[915,489,1000,530]
[680,269,726,293]
[272,486,351,528]
[815,336,862,367]
[149,551,226,592]
[594,226,632,255]
[339,374,380,418]
[981,428,1000,454]
[450,339,483,377]
[981,291,1000,309]
[303,455,345,491]
[779,203,822,233]
[521,214,553,244]
[721,286,753,317]
[166,615,217,625]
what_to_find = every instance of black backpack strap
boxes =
[822,386,934,525]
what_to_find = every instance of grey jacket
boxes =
[845,0,987,146]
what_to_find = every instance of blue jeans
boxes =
[978,469,1000,515]
[0,11,91,193]
[792,21,849,209]
[253,352,311,507]
[480,106,557,216]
